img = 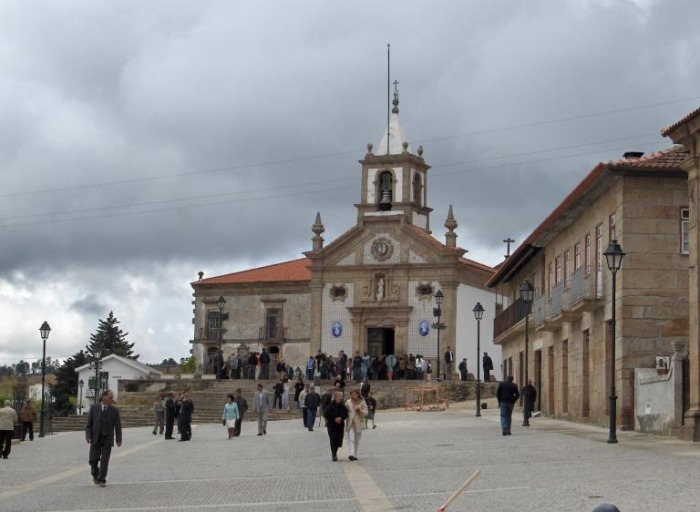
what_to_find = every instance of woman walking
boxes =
[324,390,348,461]
[345,389,367,461]
[221,394,239,440]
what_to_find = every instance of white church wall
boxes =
[321,283,354,356]
[407,281,442,360]
[456,284,501,380]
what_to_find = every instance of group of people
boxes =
[151,391,195,441]
[496,376,538,436]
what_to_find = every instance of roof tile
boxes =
[196,258,311,285]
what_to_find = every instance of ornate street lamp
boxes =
[519,280,534,426]
[604,239,625,444]
[432,290,445,381]
[78,378,84,415]
[473,302,485,417]
[216,295,226,381]
[91,349,103,405]
[38,321,51,438]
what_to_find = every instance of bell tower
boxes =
[355,84,432,230]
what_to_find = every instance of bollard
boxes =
[592,504,620,512]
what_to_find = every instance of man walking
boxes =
[483,352,494,382]
[522,379,537,427]
[85,390,122,486]
[164,391,176,439]
[178,392,194,441]
[19,399,36,441]
[0,400,18,459]
[304,384,322,431]
[253,383,271,435]
[496,376,519,436]
[324,390,348,461]
[233,388,248,437]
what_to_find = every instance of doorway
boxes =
[367,328,395,357]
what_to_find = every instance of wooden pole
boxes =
[436,469,481,511]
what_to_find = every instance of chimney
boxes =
[622,151,644,160]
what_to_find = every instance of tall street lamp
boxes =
[91,349,103,404]
[432,290,445,381]
[519,280,534,426]
[216,295,226,381]
[604,239,625,444]
[78,378,84,415]
[473,302,485,417]
[38,321,51,438]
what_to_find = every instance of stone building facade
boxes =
[191,96,499,377]
[487,146,689,432]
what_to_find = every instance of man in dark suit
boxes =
[164,391,176,439]
[85,389,122,487]
[233,388,248,437]
[178,392,194,441]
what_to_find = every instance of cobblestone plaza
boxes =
[1,402,699,511]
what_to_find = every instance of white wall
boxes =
[456,284,501,380]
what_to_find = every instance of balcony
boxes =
[493,298,530,339]
[568,267,604,312]
[192,327,224,343]
[259,326,286,342]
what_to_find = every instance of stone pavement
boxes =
[2,400,700,512]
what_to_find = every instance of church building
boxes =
[190,93,499,378]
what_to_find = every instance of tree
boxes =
[51,350,88,416]
[85,311,138,360]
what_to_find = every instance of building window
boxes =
[548,261,553,295]
[609,212,617,241]
[413,173,423,205]
[555,256,562,286]
[265,308,282,340]
[378,170,393,211]
[207,311,222,340]
[564,250,570,288]
[584,234,591,275]
[574,243,581,272]
[330,285,347,301]
[681,207,690,254]
[596,224,604,298]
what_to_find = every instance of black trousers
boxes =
[233,417,243,437]
[89,436,113,482]
[327,427,344,456]
[165,415,175,438]
[0,430,13,457]
[22,421,34,441]
[180,420,192,440]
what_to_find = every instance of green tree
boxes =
[180,355,196,374]
[85,311,138,359]
[51,350,88,416]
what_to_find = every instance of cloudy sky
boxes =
[1,0,698,366]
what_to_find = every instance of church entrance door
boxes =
[367,328,395,358]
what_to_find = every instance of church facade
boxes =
[190,97,499,378]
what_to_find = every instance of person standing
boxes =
[85,390,122,487]
[360,378,371,399]
[444,346,455,380]
[299,384,310,428]
[273,380,284,409]
[305,357,315,382]
[233,388,248,437]
[178,392,194,441]
[324,390,348,461]
[253,383,271,436]
[164,391,176,439]
[259,348,271,380]
[458,358,468,382]
[293,377,305,408]
[304,384,322,431]
[483,352,494,383]
[522,379,537,427]
[19,399,36,441]
[364,391,377,429]
[0,400,18,459]
[152,394,165,435]
[496,376,520,436]
[345,389,368,461]
[221,394,239,439]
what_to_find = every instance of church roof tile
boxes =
[195,258,311,285]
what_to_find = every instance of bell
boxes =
[379,190,392,211]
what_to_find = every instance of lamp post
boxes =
[473,302,484,417]
[91,349,102,405]
[78,378,84,415]
[216,295,226,381]
[38,321,51,438]
[604,239,625,444]
[519,280,534,426]
[432,290,445,381]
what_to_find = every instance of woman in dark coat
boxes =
[323,390,348,461]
